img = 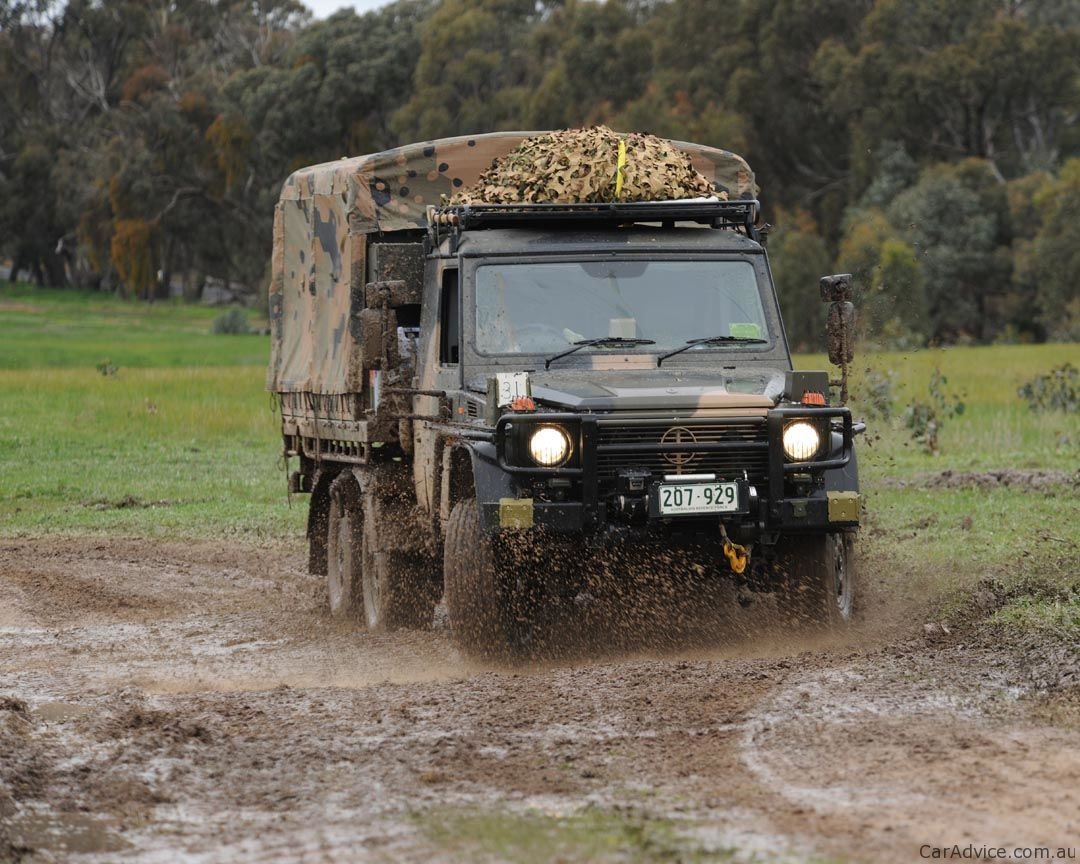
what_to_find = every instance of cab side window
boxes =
[439,267,460,365]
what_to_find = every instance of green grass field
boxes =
[800,345,1079,474]
[799,346,1079,636]
[0,284,302,540]
[1,283,1076,632]
[0,283,270,369]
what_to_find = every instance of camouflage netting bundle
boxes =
[448,126,724,205]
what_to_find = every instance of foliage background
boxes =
[2,0,1079,347]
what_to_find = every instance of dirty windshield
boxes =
[474,260,769,356]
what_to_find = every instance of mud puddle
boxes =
[2,538,1078,863]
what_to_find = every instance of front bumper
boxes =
[479,407,861,537]
[483,489,860,535]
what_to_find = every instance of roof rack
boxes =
[428,199,762,246]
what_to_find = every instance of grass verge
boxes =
[0,366,303,539]
[0,285,298,539]
[800,343,1079,474]
[411,805,729,864]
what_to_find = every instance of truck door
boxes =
[413,259,461,516]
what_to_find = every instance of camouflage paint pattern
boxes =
[268,192,363,394]
[269,130,757,395]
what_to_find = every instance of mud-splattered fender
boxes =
[439,440,518,531]
[470,441,519,504]
[822,434,860,493]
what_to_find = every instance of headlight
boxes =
[782,420,822,461]
[529,426,571,467]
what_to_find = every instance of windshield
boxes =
[474,260,770,356]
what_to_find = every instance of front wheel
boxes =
[444,500,541,661]
[776,533,857,628]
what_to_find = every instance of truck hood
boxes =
[525,369,785,411]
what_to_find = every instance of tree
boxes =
[729,0,872,231]
[0,139,68,286]
[887,160,1012,343]
[815,0,1080,184]
[1000,170,1052,341]
[287,2,431,156]
[767,208,832,352]
[392,0,542,140]
[835,208,926,348]
[1032,159,1080,340]
[0,2,69,284]
[110,218,159,298]
[0,0,1075,345]
[524,0,654,129]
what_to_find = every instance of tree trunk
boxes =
[183,269,203,303]
[42,249,68,289]
[9,254,26,283]
[155,236,172,301]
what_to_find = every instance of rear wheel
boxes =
[326,475,363,619]
[307,472,331,577]
[359,484,438,631]
[777,533,857,628]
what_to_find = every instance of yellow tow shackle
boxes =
[723,538,748,575]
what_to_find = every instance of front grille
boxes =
[594,419,769,483]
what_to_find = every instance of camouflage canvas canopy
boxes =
[269,130,757,395]
[277,129,757,233]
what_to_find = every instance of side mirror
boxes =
[819,272,852,302]
[820,273,855,403]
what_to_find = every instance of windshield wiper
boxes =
[656,335,768,367]
[545,337,656,369]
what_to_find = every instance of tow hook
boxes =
[719,523,750,575]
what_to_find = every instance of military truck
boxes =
[268,131,863,657]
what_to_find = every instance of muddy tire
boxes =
[359,487,438,631]
[443,500,527,661]
[307,497,329,577]
[326,475,363,619]
[777,532,857,628]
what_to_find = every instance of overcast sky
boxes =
[304,0,390,18]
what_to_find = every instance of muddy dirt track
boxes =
[2,538,1078,863]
